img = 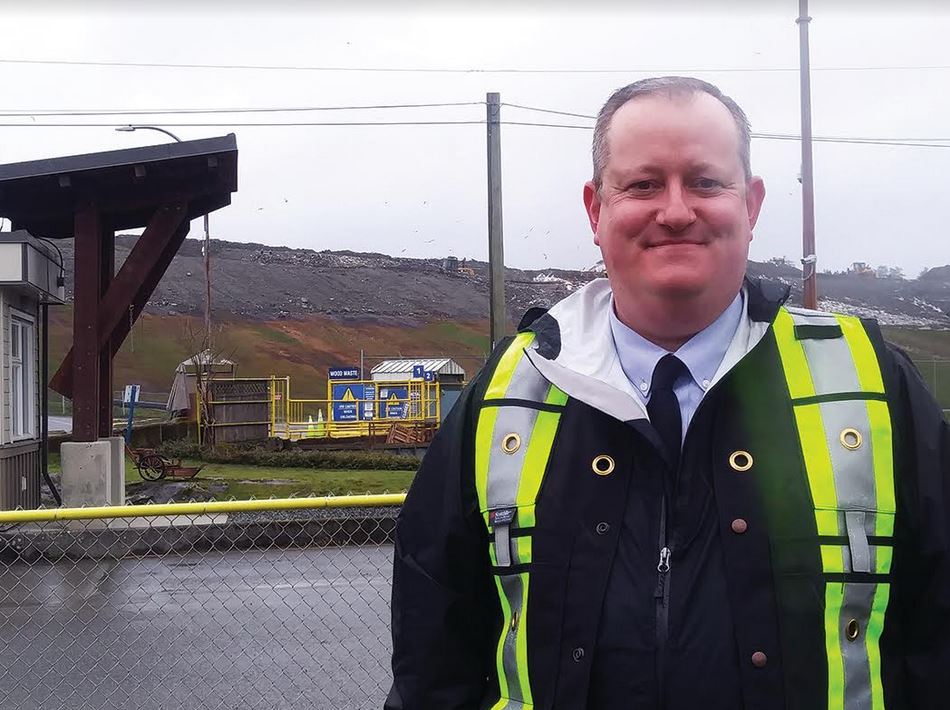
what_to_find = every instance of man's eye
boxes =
[628,181,656,191]
[693,178,721,190]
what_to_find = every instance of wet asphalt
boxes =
[0,545,395,710]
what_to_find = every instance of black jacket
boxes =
[386,279,950,709]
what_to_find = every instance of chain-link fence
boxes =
[0,495,404,710]
[912,359,950,414]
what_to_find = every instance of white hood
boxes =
[522,278,771,423]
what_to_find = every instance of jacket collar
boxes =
[521,276,790,423]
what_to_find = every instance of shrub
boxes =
[157,440,419,471]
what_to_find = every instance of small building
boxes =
[166,350,237,418]
[0,231,65,509]
[370,358,466,421]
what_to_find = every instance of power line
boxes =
[0,120,488,127]
[3,57,950,74]
[503,103,596,120]
[0,101,483,117]
[2,118,950,148]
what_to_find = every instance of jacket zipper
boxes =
[654,494,672,700]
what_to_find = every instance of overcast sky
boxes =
[1,2,948,276]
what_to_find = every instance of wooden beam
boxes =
[108,219,191,358]
[71,205,103,442]
[98,228,115,438]
[51,203,190,396]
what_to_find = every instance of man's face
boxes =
[583,92,765,311]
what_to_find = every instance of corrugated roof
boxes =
[370,358,466,377]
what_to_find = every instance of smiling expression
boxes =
[584,91,765,328]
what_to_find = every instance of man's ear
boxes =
[745,176,766,231]
[583,181,602,245]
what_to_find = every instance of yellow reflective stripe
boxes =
[836,315,885,394]
[492,573,513,702]
[867,399,896,520]
[773,308,817,399]
[814,509,841,537]
[825,583,846,709]
[517,575,533,707]
[476,405,500,523]
[820,545,846,573]
[545,385,568,406]
[516,413,562,528]
[867,584,891,710]
[875,545,893,575]
[486,333,537,399]
[515,535,532,565]
[793,404,839,512]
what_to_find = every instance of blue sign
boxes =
[412,364,425,379]
[361,384,376,420]
[331,383,363,421]
[379,386,408,419]
[329,367,360,380]
[423,371,435,382]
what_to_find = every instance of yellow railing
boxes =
[0,494,407,524]
[195,375,442,443]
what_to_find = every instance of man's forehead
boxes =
[605,92,743,170]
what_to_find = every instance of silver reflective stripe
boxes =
[846,512,871,574]
[818,399,876,571]
[499,573,526,703]
[495,523,513,567]
[801,336,862,395]
[503,354,552,402]
[839,582,878,710]
[487,406,540,511]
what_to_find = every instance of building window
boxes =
[11,315,36,440]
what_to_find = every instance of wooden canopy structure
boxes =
[0,135,238,442]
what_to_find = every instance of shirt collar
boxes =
[608,291,745,398]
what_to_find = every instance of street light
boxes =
[115,124,213,349]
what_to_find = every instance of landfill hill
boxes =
[46,235,950,399]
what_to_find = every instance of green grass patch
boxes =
[192,463,414,498]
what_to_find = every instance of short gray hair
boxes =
[591,76,752,189]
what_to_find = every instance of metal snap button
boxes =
[751,651,768,668]
[572,647,585,662]
[846,619,860,641]
[731,518,748,534]
[592,455,615,476]
[729,450,753,472]
[595,522,610,535]
[840,428,862,451]
[501,433,521,454]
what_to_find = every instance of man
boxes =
[386,77,950,709]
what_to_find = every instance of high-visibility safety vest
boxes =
[474,307,895,710]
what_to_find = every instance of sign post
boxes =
[123,384,141,444]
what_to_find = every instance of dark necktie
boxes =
[647,354,687,472]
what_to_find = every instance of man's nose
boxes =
[655,183,696,231]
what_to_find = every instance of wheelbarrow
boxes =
[127,446,203,482]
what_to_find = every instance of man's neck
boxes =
[613,292,740,352]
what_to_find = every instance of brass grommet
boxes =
[729,450,754,472]
[846,618,860,642]
[501,433,521,454]
[592,455,615,476]
[840,428,862,451]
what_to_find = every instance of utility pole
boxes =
[116,124,214,344]
[486,92,507,349]
[797,0,818,309]
[203,213,212,350]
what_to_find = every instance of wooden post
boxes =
[486,92,507,349]
[72,205,103,442]
[98,225,115,438]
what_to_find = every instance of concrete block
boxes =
[107,436,126,504]
[60,440,123,508]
